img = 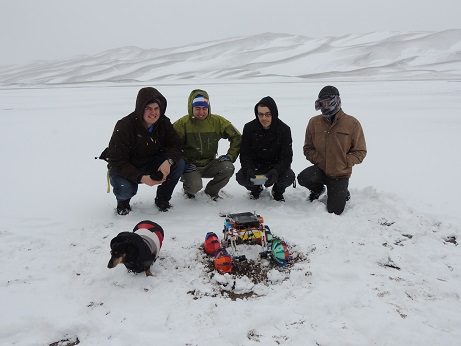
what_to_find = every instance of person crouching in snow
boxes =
[297,86,367,215]
[236,96,295,202]
[105,87,185,214]
[173,89,241,201]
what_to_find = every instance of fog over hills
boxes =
[1,29,460,86]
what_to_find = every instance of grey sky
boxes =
[1,0,459,65]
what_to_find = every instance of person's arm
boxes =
[140,158,170,186]
[346,121,367,167]
[163,117,184,163]
[239,123,254,170]
[222,120,242,162]
[273,125,293,175]
[303,120,319,165]
[108,119,143,183]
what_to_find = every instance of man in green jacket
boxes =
[173,89,241,200]
[297,86,367,215]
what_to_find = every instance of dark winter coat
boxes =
[107,87,183,183]
[303,109,367,178]
[173,89,241,167]
[239,96,293,176]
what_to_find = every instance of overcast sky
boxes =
[1,0,459,66]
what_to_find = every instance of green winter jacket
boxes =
[173,89,241,167]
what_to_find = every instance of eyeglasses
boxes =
[315,95,335,110]
[257,112,272,118]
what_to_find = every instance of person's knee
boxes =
[110,172,137,200]
[169,158,186,179]
[219,162,235,177]
[297,171,309,187]
[183,174,203,194]
[235,169,247,186]
[283,169,295,186]
[112,184,137,201]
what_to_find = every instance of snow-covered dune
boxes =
[1,31,461,346]
[1,30,460,86]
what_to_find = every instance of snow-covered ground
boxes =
[1,32,461,346]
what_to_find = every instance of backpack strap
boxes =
[106,169,111,193]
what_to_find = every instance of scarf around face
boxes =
[318,95,341,122]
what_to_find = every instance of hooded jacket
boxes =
[239,96,293,176]
[303,109,367,178]
[173,89,241,167]
[107,87,183,183]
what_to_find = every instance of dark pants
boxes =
[110,156,185,203]
[297,165,349,215]
[236,167,295,194]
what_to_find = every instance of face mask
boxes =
[315,95,341,119]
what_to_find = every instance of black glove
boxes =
[150,171,164,181]
[264,169,278,187]
[246,168,256,185]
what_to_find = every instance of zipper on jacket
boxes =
[198,132,203,155]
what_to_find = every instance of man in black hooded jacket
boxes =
[106,87,185,214]
[236,96,295,201]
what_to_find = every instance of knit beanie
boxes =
[192,95,209,108]
[318,86,340,99]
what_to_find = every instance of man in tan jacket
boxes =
[297,86,367,215]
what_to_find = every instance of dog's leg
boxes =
[145,268,153,277]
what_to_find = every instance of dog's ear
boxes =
[111,241,126,253]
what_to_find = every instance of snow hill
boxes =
[1,30,461,86]
[1,31,460,345]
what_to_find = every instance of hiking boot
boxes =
[308,186,325,202]
[116,200,131,215]
[272,190,285,202]
[206,193,221,202]
[155,200,172,212]
[185,192,195,199]
[249,186,263,200]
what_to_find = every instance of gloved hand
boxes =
[246,168,256,185]
[264,169,278,187]
[184,163,197,173]
[150,171,164,181]
[218,155,231,162]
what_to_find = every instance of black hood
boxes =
[254,96,279,126]
[134,87,168,119]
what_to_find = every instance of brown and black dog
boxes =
[108,220,164,276]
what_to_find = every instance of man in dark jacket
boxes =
[107,87,185,214]
[236,96,295,201]
[297,86,367,215]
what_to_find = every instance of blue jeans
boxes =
[110,156,185,203]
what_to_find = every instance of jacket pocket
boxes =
[335,131,351,151]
